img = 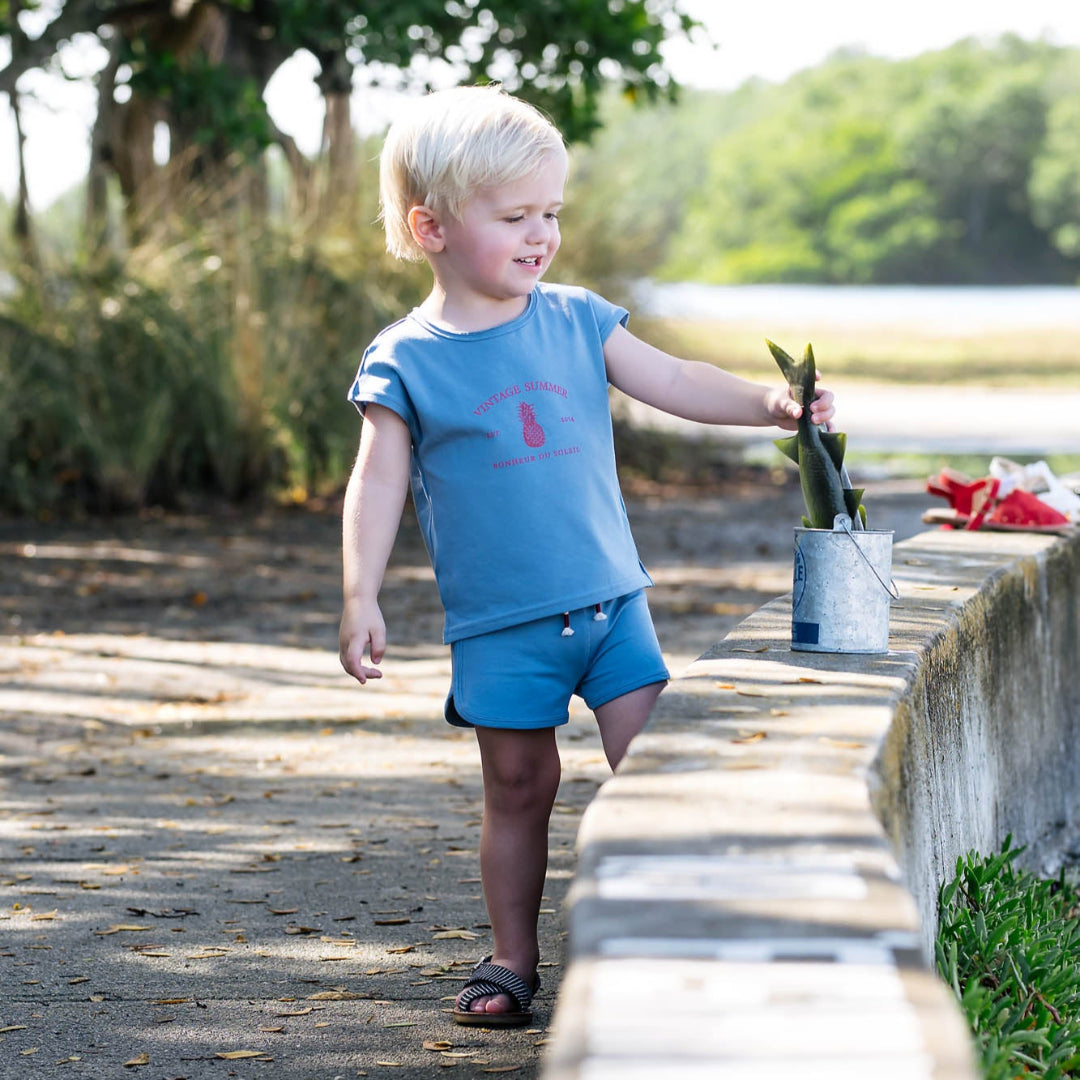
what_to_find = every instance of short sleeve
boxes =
[346,344,420,443]
[584,289,630,342]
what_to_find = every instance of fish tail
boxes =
[766,339,815,406]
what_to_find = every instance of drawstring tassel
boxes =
[561,613,574,637]
[593,604,607,622]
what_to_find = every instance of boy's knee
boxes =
[484,752,560,815]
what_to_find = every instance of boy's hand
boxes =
[339,597,386,684]
[768,381,836,431]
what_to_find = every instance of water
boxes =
[634,281,1080,332]
[621,280,1080,458]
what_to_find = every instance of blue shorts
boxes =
[445,590,669,730]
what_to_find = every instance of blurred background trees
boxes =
[658,37,1080,284]
[1,4,1078,516]
[0,0,694,514]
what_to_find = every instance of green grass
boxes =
[848,451,1080,482]
[937,839,1080,1079]
[637,317,1080,388]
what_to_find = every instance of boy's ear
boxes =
[407,205,445,253]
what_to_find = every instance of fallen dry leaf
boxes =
[424,1040,454,1051]
[731,731,766,744]
[123,1052,149,1067]
[819,736,867,750]
[308,990,363,1001]
[432,929,478,941]
[215,1050,266,1060]
[95,924,151,935]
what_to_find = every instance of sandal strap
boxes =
[966,477,1001,531]
[457,960,536,1013]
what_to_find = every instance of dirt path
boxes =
[0,479,930,1078]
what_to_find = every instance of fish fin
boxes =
[858,503,867,529]
[844,488,865,523]
[802,515,814,529]
[774,434,800,464]
[820,430,847,472]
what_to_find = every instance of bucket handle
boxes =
[838,517,900,601]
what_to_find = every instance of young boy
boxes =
[339,85,834,1026]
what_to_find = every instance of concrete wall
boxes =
[545,528,1080,1080]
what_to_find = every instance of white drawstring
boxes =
[563,604,607,636]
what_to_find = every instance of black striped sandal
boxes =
[451,956,540,1027]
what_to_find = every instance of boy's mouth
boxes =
[515,256,541,267]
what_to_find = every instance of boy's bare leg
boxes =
[461,726,562,1015]
[594,681,666,769]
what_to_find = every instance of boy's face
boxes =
[429,152,566,313]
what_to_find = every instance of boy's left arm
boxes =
[603,324,834,430]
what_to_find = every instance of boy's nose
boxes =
[526,217,556,244]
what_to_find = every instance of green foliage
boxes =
[1031,91,1080,258]
[624,38,1080,284]
[122,41,274,157]
[2,0,697,148]
[936,838,1080,1079]
[0,218,419,515]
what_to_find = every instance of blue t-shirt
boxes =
[348,283,652,643]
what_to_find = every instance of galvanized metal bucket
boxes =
[791,516,897,654]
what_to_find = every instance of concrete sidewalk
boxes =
[0,484,932,1078]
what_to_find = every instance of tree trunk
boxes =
[86,38,124,259]
[315,51,357,226]
[320,91,357,223]
[10,87,40,271]
[111,95,163,243]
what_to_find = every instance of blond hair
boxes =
[379,85,567,261]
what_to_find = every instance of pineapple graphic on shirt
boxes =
[517,401,546,448]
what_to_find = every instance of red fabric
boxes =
[927,469,1069,531]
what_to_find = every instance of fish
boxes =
[767,339,866,530]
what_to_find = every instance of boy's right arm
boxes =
[339,403,412,685]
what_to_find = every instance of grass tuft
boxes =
[937,838,1080,1079]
